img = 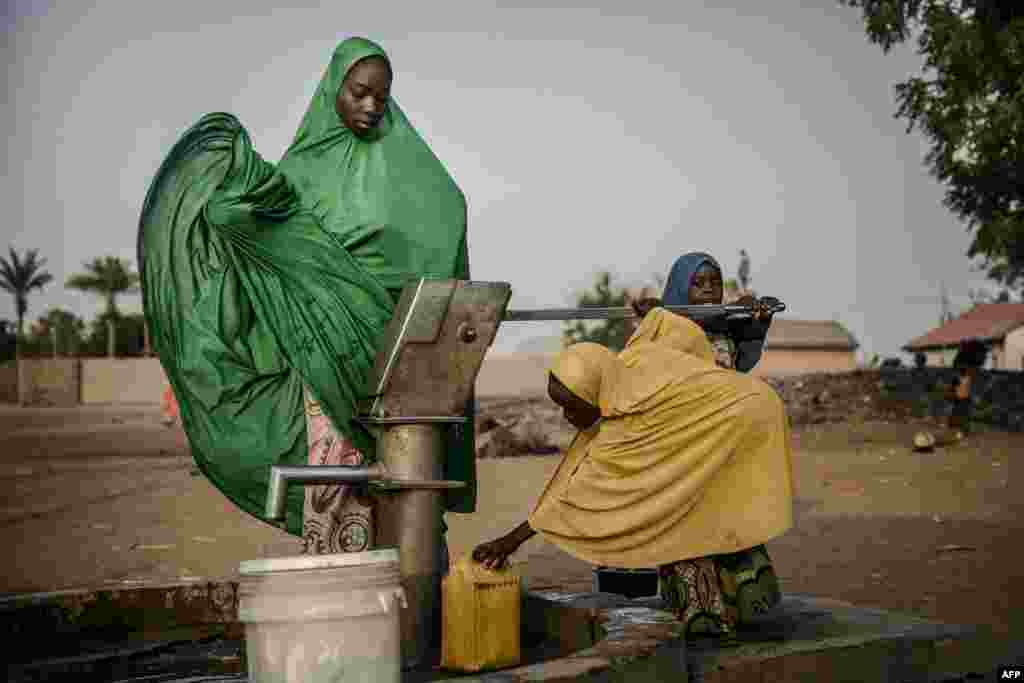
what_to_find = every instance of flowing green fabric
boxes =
[278,38,470,294]
[138,38,475,537]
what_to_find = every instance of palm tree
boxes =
[66,256,140,357]
[0,247,55,341]
[66,256,140,317]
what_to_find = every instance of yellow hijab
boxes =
[599,308,718,417]
[548,311,711,409]
[549,342,615,407]
[626,307,715,360]
[528,310,793,567]
[526,343,614,525]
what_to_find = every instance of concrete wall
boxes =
[751,349,857,377]
[6,354,564,405]
[1002,326,1024,371]
[2,358,168,406]
[879,367,1024,432]
[16,358,81,406]
[475,348,859,397]
[985,346,1000,371]
[0,362,17,403]
[80,358,168,404]
[3,346,864,406]
[920,331,1024,371]
[925,349,957,368]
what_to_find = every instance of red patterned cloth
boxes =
[300,388,375,554]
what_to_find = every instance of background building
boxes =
[902,304,1024,370]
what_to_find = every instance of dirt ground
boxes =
[1,405,1021,651]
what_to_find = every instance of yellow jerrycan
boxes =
[441,555,521,672]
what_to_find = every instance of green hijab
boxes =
[139,38,474,537]
[278,38,469,294]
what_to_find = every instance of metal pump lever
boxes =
[502,300,786,322]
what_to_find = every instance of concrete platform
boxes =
[453,591,999,682]
[0,580,1009,682]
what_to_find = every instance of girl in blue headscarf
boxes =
[657,251,774,373]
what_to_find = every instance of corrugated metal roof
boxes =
[903,303,1024,351]
[763,319,859,351]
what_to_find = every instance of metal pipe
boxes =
[264,464,384,521]
[262,431,465,670]
[503,301,785,322]
[372,423,446,670]
[265,464,464,521]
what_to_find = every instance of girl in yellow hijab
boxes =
[473,310,794,641]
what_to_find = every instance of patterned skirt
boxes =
[299,387,451,575]
[300,387,375,554]
[658,545,781,642]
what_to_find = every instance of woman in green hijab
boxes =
[138,38,474,554]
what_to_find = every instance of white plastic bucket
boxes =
[239,548,406,683]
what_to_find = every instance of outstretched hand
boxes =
[736,295,778,322]
[632,297,662,319]
[472,535,520,571]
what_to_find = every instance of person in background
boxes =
[161,383,179,428]
[946,339,988,438]
[634,252,777,372]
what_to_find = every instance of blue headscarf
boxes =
[663,252,722,305]
[661,251,766,373]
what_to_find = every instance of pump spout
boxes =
[265,464,384,521]
[264,463,464,522]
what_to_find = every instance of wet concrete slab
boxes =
[434,591,994,682]
[0,581,1002,682]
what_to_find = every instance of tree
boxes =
[29,308,86,356]
[841,1,1024,293]
[724,277,742,304]
[967,286,991,305]
[0,247,54,341]
[82,312,147,357]
[971,286,1017,303]
[65,256,140,317]
[66,256,140,357]
[563,271,634,351]
[0,319,15,363]
[728,249,758,302]
[737,249,752,292]
[652,272,666,292]
[940,283,953,323]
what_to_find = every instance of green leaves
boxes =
[0,247,54,336]
[842,0,1024,292]
[65,256,140,317]
[563,271,646,351]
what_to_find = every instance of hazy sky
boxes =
[2,0,995,357]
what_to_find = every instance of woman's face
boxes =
[336,56,392,138]
[688,263,723,305]
[548,375,601,431]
